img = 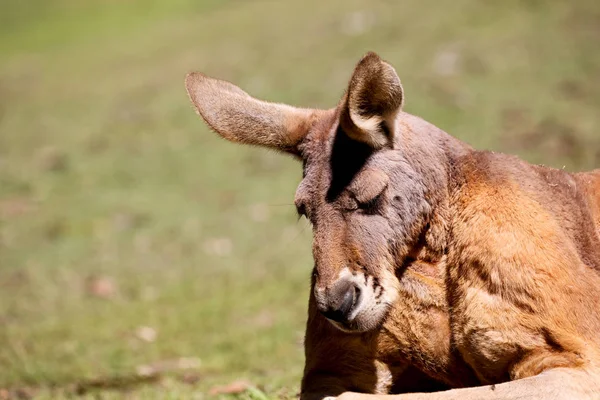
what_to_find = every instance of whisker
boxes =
[275,217,312,245]
[292,218,312,240]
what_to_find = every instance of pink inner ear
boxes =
[349,168,389,204]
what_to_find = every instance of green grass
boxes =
[1,0,599,398]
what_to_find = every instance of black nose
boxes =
[320,283,357,323]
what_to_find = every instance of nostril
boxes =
[354,285,362,306]
[321,308,345,323]
[338,285,355,316]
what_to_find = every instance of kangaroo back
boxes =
[577,169,600,233]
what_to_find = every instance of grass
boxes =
[1,0,599,398]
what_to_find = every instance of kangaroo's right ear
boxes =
[339,52,404,149]
[185,73,318,155]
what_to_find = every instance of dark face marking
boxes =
[326,127,375,202]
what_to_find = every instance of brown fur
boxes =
[185,52,600,399]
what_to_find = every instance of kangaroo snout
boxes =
[315,278,361,324]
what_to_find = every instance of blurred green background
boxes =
[1,0,599,398]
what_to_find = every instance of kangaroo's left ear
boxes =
[340,52,404,149]
[185,72,318,155]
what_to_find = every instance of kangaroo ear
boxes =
[340,52,404,149]
[185,73,316,155]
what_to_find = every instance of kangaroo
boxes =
[185,52,600,400]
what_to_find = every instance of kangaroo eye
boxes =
[296,202,308,218]
[348,168,389,212]
[357,191,384,214]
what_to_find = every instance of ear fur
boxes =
[185,72,315,154]
[340,52,404,149]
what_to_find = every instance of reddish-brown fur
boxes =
[186,52,600,399]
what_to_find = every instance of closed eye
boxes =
[296,202,308,218]
[347,168,389,214]
[357,191,384,214]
